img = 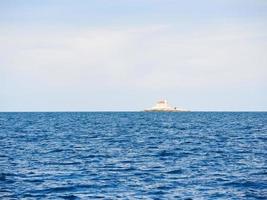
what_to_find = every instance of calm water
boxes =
[0,112,266,199]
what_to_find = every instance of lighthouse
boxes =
[144,100,188,112]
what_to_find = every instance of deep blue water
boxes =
[0,112,266,200]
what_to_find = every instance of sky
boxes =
[0,0,266,111]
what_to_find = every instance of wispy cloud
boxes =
[0,0,266,111]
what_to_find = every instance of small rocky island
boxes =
[144,100,188,112]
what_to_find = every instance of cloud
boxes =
[0,22,266,110]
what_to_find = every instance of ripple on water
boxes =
[0,112,266,199]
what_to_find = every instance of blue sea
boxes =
[0,112,266,199]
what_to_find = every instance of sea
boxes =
[0,112,266,200]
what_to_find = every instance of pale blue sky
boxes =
[0,0,266,111]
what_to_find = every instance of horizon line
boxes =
[0,110,266,113]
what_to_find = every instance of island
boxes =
[144,100,189,112]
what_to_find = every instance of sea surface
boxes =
[0,112,266,200]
